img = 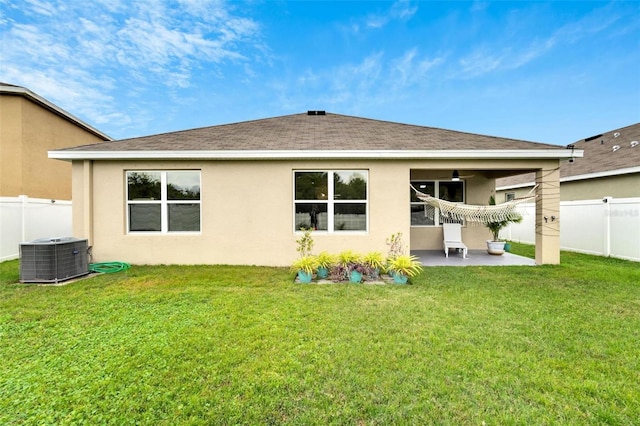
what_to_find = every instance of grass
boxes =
[1,243,639,425]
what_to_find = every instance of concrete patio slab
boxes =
[412,250,536,267]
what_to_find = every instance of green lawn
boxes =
[1,244,639,425]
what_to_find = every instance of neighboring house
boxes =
[0,82,111,200]
[49,111,579,266]
[497,123,640,202]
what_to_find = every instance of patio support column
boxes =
[535,166,560,265]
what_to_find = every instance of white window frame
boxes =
[410,179,465,227]
[293,170,369,233]
[126,170,202,234]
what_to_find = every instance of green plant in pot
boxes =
[292,228,317,282]
[485,195,523,255]
[363,251,385,279]
[336,250,367,283]
[291,256,319,283]
[315,251,335,279]
[387,254,422,284]
[385,232,407,278]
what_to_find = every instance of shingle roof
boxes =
[497,122,640,187]
[59,112,563,152]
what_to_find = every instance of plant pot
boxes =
[317,266,329,279]
[349,270,363,283]
[487,240,506,255]
[393,273,408,284]
[297,270,313,283]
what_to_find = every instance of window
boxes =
[127,171,201,233]
[294,170,368,232]
[505,192,515,202]
[410,180,464,226]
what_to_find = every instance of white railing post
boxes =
[19,194,28,243]
[603,197,612,257]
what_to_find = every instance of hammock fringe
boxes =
[410,185,536,223]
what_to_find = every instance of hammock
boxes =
[410,185,536,223]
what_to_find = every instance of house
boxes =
[49,111,579,266]
[496,122,640,201]
[0,82,111,200]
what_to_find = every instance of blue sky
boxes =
[1,0,638,145]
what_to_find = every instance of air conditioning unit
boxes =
[20,237,89,283]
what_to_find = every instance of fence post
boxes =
[19,194,28,243]
[603,196,612,257]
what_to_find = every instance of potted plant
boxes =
[485,195,523,255]
[336,250,367,283]
[315,251,335,279]
[387,254,422,284]
[291,256,319,283]
[385,232,406,278]
[363,251,385,279]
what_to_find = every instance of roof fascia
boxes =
[49,149,583,161]
[496,165,640,190]
[1,85,112,141]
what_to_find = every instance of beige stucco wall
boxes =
[78,160,411,266]
[73,158,561,266]
[0,94,107,199]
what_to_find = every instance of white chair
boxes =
[443,223,467,259]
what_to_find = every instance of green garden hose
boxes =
[89,262,131,274]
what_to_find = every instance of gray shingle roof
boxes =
[497,122,640,187]
[60,112,563,152]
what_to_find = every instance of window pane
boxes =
[129,204,161,231]
[439,182,463,202]
[411,204,435,226]
[167,171,200,200]
[334,203,366,231]
[295,203,328,231]
[295,172,328,200]
[168,204,200,232]
[411,181,435,202]
[334,171,367,200]
[127,172,161,200]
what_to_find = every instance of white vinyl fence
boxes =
[503,197,640,262]
[0,195,72,262]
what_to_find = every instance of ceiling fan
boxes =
[444,170,475,181]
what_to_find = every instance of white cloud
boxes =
[365,0,418,29]
[0,0,263,135]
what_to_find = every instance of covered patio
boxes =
[412,250,536,267]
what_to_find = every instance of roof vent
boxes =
[307,110,326,116]
[631,141,639,148]
[612,145,620,152]
[614,132,620,138]
[585,134,603,142]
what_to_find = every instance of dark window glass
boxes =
[295,172,328,200]
[411,204,435,226]
[334,203,366,231]
[127,172,161,200]
[439,182,464,202]
[129,204,161,231]
[168,204,200,232]
[295,203,328,231]
[334,171,367,200]
[167,171,200,200]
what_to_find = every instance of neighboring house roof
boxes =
[497,122,640,189]
[50,111,577,161]
[0,82,112,141]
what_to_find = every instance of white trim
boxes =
[496,166,640,190]
[126,170,202,234]
[49,149,582,161]
[1,84,112,141]
[293,170,369,233]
